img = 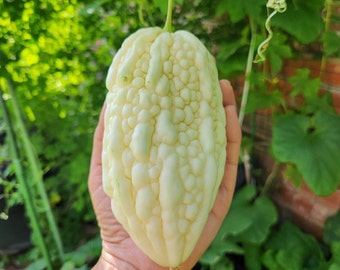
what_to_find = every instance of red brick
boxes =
[332,92,340,114]
[291,192,315,219]
[315,189,340,212]
[271,178,340,239]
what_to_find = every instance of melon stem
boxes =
[164,0,173,32]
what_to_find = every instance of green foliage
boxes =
[216,26,249,78]
[152,0,183,14]
[1,0,99,224]
[323,210,340,245]
[243,72,284,114]
[0,135,22,219]
[201,204,340,270]
[288,69,322,104]
[322,212,340,269]
[265,32,292,73]
[200,185,278,269]
[271,69,340,196]
[25,236,101,270]
[322,31,340,57]
[271,0,324,44]
[1,0,121,261]
[282,164,304,187]
[272,110,340,195]
[262,221,326,270]
[215,0,267,23]
[214,0,324,78]
[322,0,340,58]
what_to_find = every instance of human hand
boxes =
[88,79,242,270]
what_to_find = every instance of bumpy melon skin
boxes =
[102,27,226,267]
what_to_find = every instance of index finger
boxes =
[221,80,237,107]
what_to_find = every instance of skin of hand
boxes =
[88,79,242,270]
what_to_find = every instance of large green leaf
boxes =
[200,185,278,267]
[234,196,278,244]
[272,111,340,195]
[224,185,278,244]
[271,0,324,44]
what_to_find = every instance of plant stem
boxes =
[164,0,173,32]
[238,17,257,126]
[4,78,64,265]
[137,0,146,26]
[0,85,54,269]
[261,162,283,196]
[320,0,333,75]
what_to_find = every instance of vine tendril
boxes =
[254,0,287,63]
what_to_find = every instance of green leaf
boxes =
[152,0,183,14]
[330,263,340,270]
[322,31,340,57]
[323,211,340,245]
[213,259,235,270]
[221,204,253,237]
[244,243,262,270]
[214,195,253,239]
[215,0,243,21]
[245,88,284,114]
[217,40,247,62]
[330,242,340,264]
[199,230,241,265]
[232,184,257,205]
[199,250,221,266]
[262,221,325,270]
[223,185,278,244]
[63,237,101,266]
[201,185,277,268]
[271,0,324,44]
[60,262,76,270]
[215,0,266,22]
[272,111,340,195]
[152,0,168,14]
[25,258,46,270]
[288,68,321,99]
[266,33,292,73]
[235,196,278,244]
[217,54,247,78]
[283,164,303,187]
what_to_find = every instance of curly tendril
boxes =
[254,0,287,63]
[266,0,287,12]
